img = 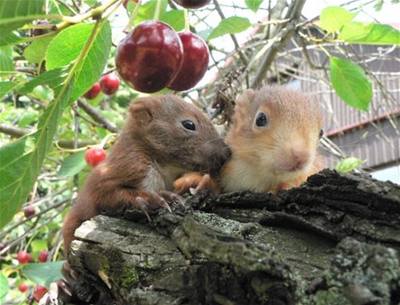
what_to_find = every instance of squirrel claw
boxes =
[159,191,184,207]
[135,196,153,222]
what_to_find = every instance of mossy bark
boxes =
[66,169,400,305]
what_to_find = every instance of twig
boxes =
[251,0,306,88]
[212,0,248,65]
[77,100,118,133]
[0,124,96,148]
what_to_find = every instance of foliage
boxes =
[0,0,398,303]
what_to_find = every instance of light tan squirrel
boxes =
[63,95,231,252]
[174,86,323,194]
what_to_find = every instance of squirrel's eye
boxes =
[182,120,196,131]
[255,112,268,127]
[319,129,324,138]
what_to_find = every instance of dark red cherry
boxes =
[168,32,209,91]
[84,83,101,99]
[116,21,183,93]
[100,74,120,95]
[172,0,211,9]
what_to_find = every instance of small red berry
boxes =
[33,285,47,302]
[100,74,120,95]
[38,250,48,263]
[23,205,36,218]
[85,147,106,167]
[84,82,101,99]
[17,251,32,264]
[18,283,29,293]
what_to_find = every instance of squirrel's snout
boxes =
[278,148,310,172]
[202,139,231,175]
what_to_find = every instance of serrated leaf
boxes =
[208,16,251,40]
[58,151,87,177]
[22,261,64,287]
[245,0,264,12]
[339,22,400,45]
[0,273,8,304]
[46,23,94,70]
[161,10,185,31]
[24,35,54,64]
[319,6,354,33]
[0,81,17,99]
[18,68,67,95]
[0,46,14,72]
[0,83,73,228]
[335,157,364,173]
[0,21,111,228]
[0,0,48,31]
[329,56,372,111]
[134,0,168,25]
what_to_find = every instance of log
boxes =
[65,169,400,305]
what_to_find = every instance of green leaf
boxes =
[319,6,354,33]
[58,151,87,177]
[0,32,23,47]
[0,81,17,99]
[18,68,67,95]
[69,22,112,101]
[0,21,111,228]
[329,56,372,111]
[335,157,364,173]
[245,0,264,12]
[134,0,168,25]
[208,16,251,40]
[0,0,47,31]
[24,35,54,64]
[0,46,14,72]
[161,10,185,31]
[0,273,8,304]
[46,23,94,70]
[339,22,400,45]
[0,83,73,228]
[18,111,38,128]
[31,239,47,253]
[45,22,112,101]
[22,261,64,287]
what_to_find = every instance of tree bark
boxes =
[66,169,400,305]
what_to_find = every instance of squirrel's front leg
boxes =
[174,172,220,195]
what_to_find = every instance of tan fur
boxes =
[63,95,230,252]
[221,86,323,193]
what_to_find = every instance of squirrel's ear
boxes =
[129,99,153,125]
[236,89,255,105]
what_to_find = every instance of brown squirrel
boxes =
[174,86,323,194]
[63,95,230,252]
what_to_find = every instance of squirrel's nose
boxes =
[289,149,309,171]
[207,140,231,175]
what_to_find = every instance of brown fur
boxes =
[63,95,230,252]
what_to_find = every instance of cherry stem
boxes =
[128,0,142,28]
[153,0,162,20]
[183,9,190,32]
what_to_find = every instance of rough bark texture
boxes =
[66,169,400,305]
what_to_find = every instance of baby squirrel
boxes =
[174,86,323,194]
[63,95,230,252]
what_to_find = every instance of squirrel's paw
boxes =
[133,191,183,221]
[173,172,219,195]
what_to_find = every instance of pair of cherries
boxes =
[116,21,209,93]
